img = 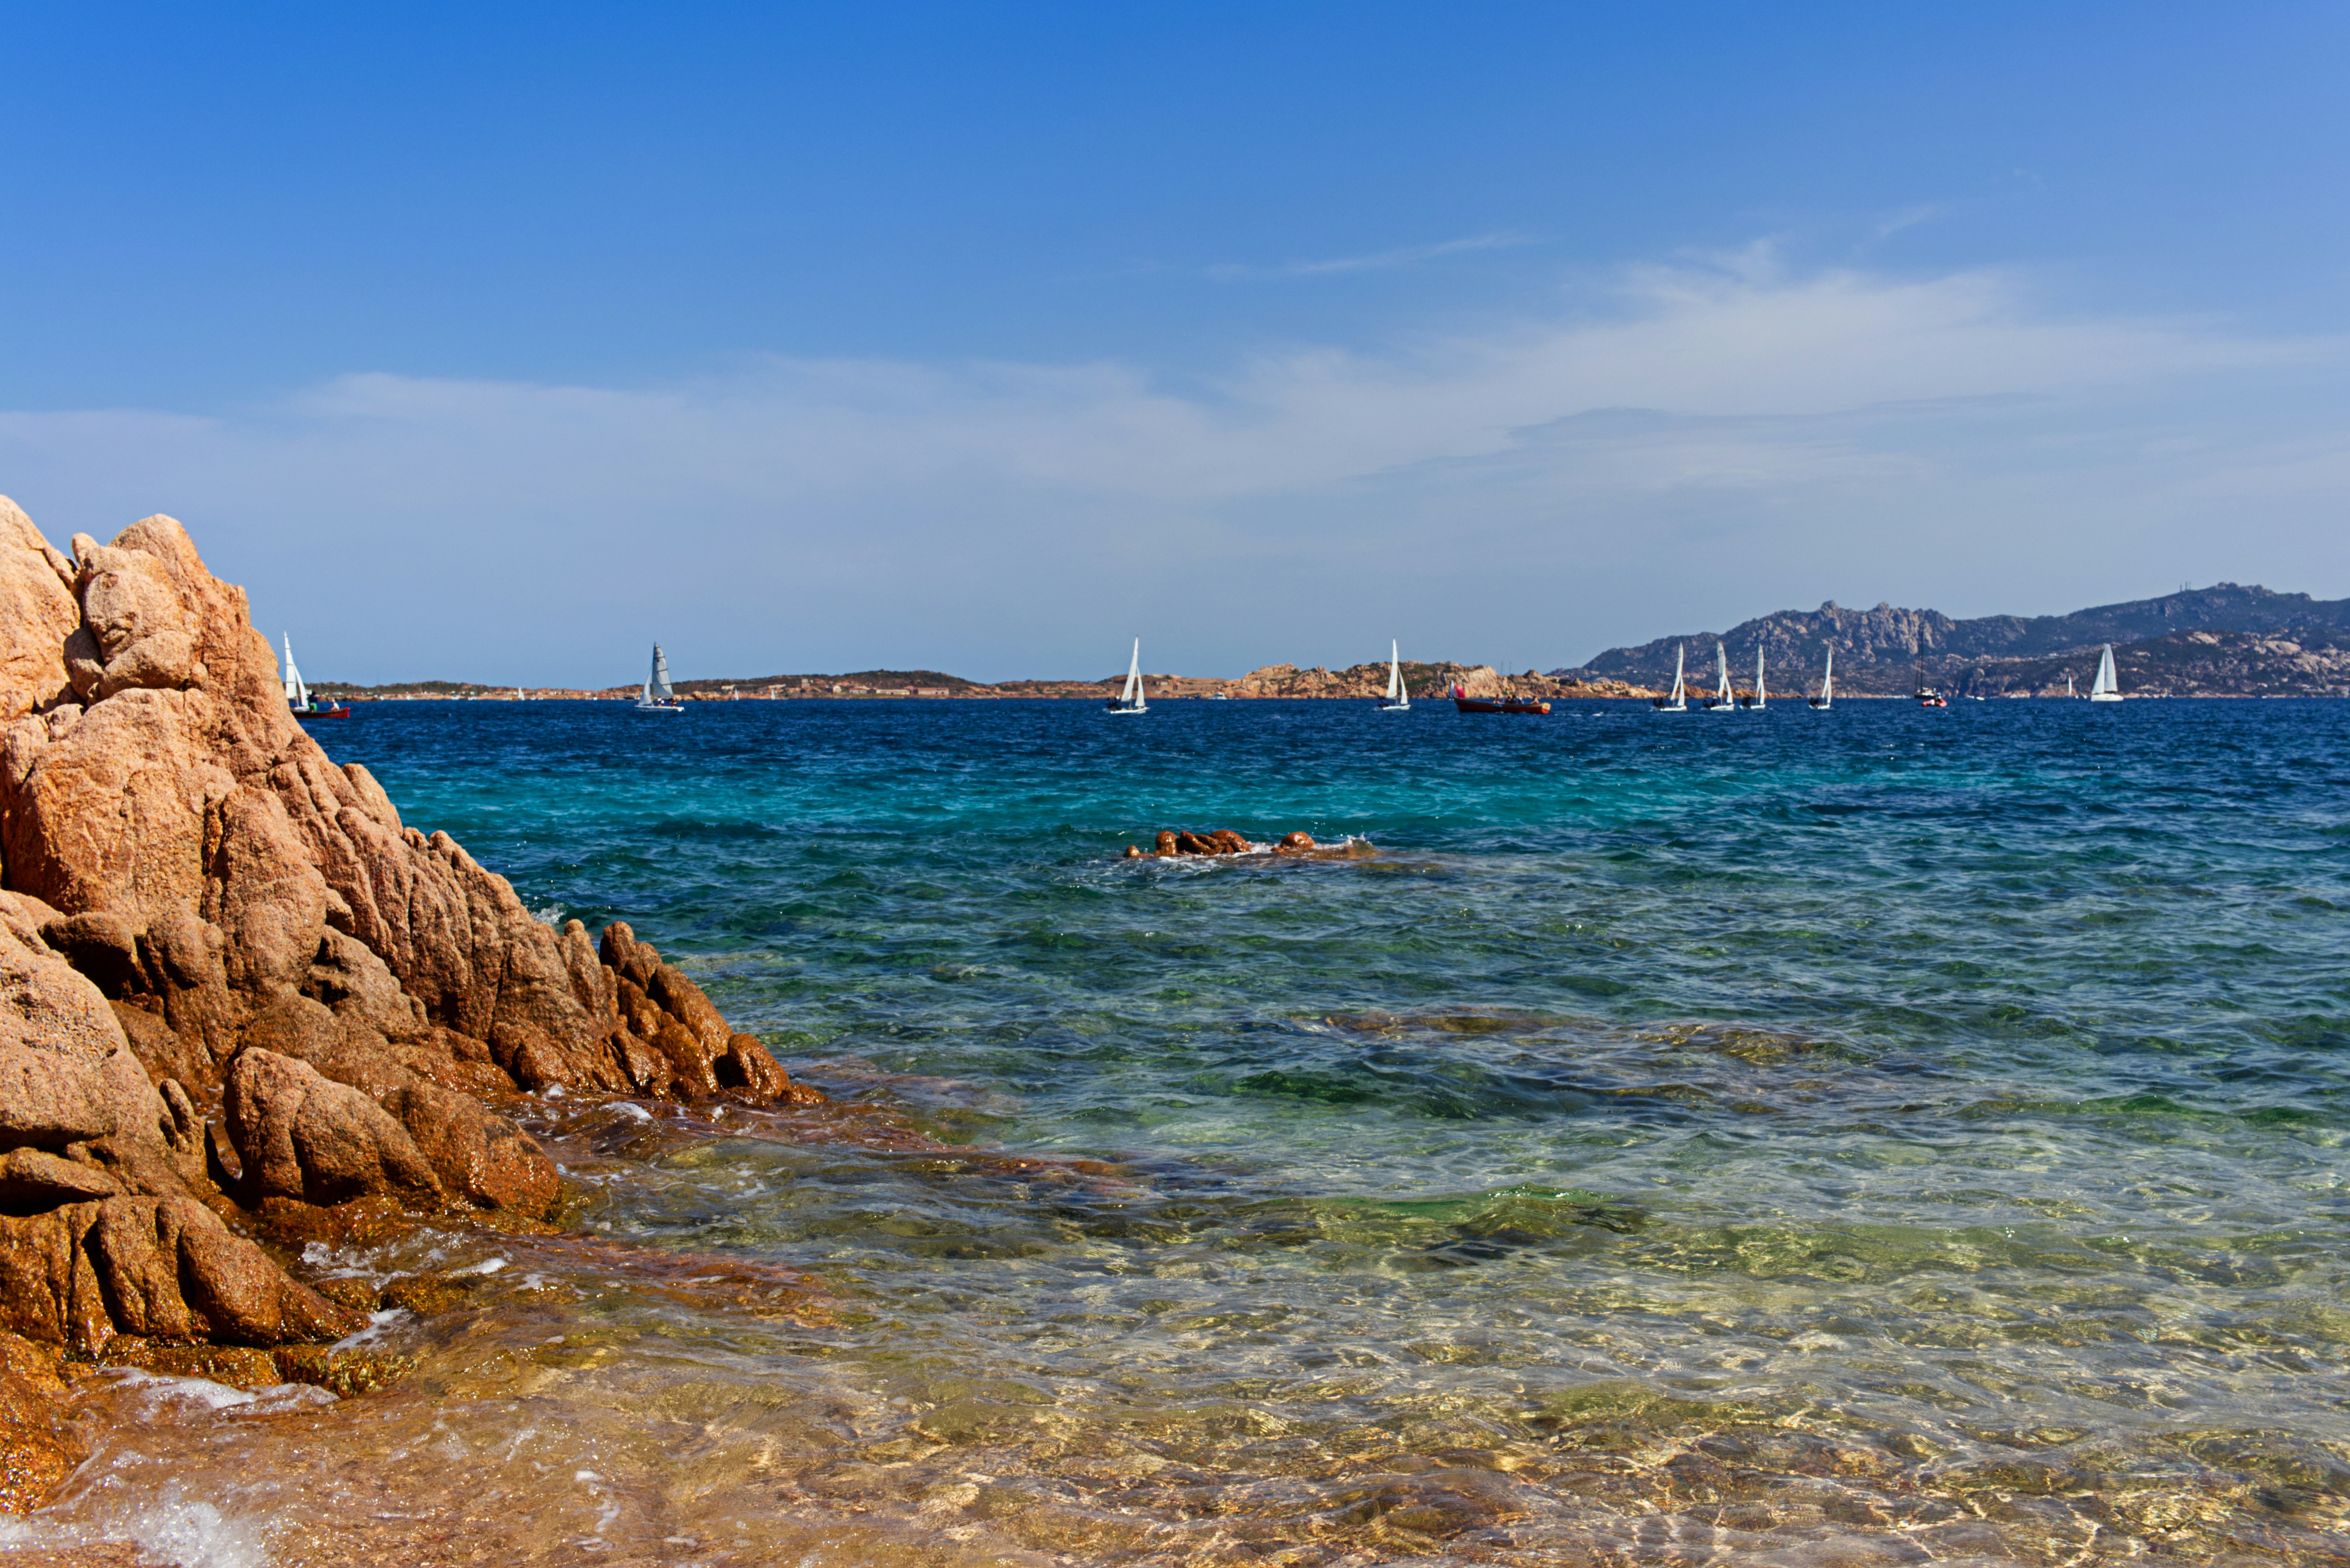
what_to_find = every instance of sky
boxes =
[3,2,2346,684]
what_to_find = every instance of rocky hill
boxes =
[1560,585,2350,697]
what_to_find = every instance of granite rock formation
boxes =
[0,498,819,1486]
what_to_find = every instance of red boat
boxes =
[1450,684,1550,715]
[294,702,351,718]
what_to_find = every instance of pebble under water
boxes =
[14,696,2349,1567]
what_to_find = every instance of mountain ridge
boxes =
[1557,584,2350,697]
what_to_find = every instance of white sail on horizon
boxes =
[1753,647,1766,710]
[2089,643,2123,702]
[1657,644,1688,711]
[1811,646,1834,709]
[635,642,684,710]
[1381,640,1409,709]
[1109,638,1147,713]
[282,634,307,709]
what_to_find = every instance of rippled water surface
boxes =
[20,697,2350,1566]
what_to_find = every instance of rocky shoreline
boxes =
[0,499,826,1515]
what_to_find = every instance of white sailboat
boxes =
[1741,647,1766,710]
[1652,644,1688,712]
[635,644,684,712]
[1106,639,1148,713]
[1377,640,1410,711]
[1809,646,1834,710]
[1702,642,1735,711]
[281,634,348,718]
[2088,643,2123,702]
[2066,672,2076,699]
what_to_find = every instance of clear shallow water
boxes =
[19,698,2350,1566]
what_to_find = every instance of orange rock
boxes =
[0,1195,361,1351]
[0,1330,80,1514]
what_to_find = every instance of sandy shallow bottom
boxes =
[6,1095,2345,1568]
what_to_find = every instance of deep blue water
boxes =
[53,696,2346,1565]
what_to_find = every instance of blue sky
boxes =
[4,2,2346,683]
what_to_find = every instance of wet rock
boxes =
[0,1195,362,1350]
[0,1330,81,1514]
[719,1032,822,1103]
[1277,831,1317,852]
[222,1048,446,1209]
[650,962,733,1057]
[383,1077,560,1218]
[1151,828,1258,858]
[650,1014,723,1097]
[612,1029,676,1096]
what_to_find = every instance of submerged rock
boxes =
[1150,828,1257,858]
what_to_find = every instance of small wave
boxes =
[0,1479,277,1568]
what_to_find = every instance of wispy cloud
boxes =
[1869,204,1945,241]
[2,251,2341,680]
[1206,231,1532,280]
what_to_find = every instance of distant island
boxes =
[312,584,2350,702]
[1553,583,2350,699]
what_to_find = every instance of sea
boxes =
[12,696,2348,1567]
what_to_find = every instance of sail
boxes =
[1388,641,1402,701]
[1754,648,1766,709]
[1671,645,1685,702]
[282,635,307,708]
[2089,643,2121,701]
[650,644,674,700]
[1122,640,1141,706]
[1823,646,1833,702]
[1715,644,1731,703]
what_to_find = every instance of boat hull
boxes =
[1453,697,1550,715]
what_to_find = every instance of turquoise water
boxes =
[34,698,2350,1565]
